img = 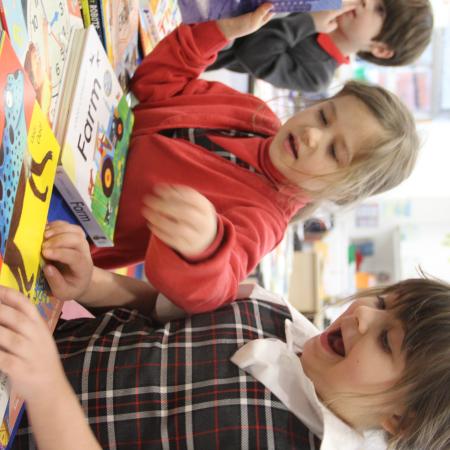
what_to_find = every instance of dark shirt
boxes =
[13,298,321,449]
[208,13,337,93]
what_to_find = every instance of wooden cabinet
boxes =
[288,251,323,328]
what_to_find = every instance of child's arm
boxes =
[141,185,284,314]
[131,4,273,104]
[0,286,101,450]
[220,3,357,90]
[43,221,158,315]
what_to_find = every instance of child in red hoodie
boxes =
[92,4,419,314]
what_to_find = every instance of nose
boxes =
[300,127,322,150]
[353,305,383,335]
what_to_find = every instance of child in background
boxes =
[91,4,420,314]
[5,221,450,450]
[207,0,433,92]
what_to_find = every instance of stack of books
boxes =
[0,30,62,449]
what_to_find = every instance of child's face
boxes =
[301,294,406,427]
[336,0,387,53]
[269,95,384,192]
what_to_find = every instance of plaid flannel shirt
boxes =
[13,298,321,450]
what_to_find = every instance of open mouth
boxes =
[288,133,298,159]
[327,328,345,356]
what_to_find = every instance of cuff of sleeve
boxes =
[189,21,229,59]
[182,215,225,263]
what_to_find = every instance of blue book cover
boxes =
[179,0,342,23]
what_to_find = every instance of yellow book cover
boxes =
[0,31,62,449]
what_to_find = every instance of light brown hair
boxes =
[358,0,434,66]
[352,276,450,449]
[294,80,419,219]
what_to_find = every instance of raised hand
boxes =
[41,221,93,301]
[311,0,362,34]
[217,3,275,41]
[142,184,218,259]
[0,286,65,401]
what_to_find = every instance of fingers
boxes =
[42,221,89,263]
[142,185,217,256]
[342,0,362,8]
[0,316,28,356]
[143,185,213,228]
[253,3,275,24]
[44,221,86,239]
[0,285,39,322]
[336,0,361,15]
[0,286,42,345]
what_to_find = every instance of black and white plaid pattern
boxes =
[159,128,264,173]
[13,299,321,450]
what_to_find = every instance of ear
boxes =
[380,413,403,435]
[370,42,394,60]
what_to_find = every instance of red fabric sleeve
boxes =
[182,215,225,263]
[131,21,228,104]
[145,206,285,314]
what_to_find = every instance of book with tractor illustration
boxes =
[54,24,133,247]
[0,0,83,126]
[0,31,62,449]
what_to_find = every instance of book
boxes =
[138,0,181,57]
[79,0,92,27]
[0,31,62,449]
[97,0,114,62]
[138,7,160,57]
[109,0,139,91]
[178,0,342,23]
[0,0,83,126]
[54,25,133,247]
[86,0,106,48]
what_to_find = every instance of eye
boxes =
[379,330,392,354]
[376,295,386,310]
[329,144,337,161]
[376,2,385,16]
[319,109,328,126]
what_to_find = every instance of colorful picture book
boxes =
[0,0,83,126]
[81,0,139,91]
[0,31,62,449]
[109,0,139,90]
[54,25,133,247]
[178,0,342,23]
[138,0,181,57]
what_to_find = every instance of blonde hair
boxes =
[349,275,450,450]
[295,80,419,219]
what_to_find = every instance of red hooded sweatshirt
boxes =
[92,21,308,313]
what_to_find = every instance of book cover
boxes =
[97,0,113,62]
[0,31,62,449]
[149,0,181,38]
[55,25,133,247]
[178,0,342,23]
[79,0,92,27]
[138,7,160,57]
[109,0,139,91]
[0,0,83,126]
[87,0,106,47]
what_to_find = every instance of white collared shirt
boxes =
[230,284,387,450]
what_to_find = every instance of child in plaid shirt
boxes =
[2,221,449,450]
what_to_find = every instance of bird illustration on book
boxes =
[0,69,53,295]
